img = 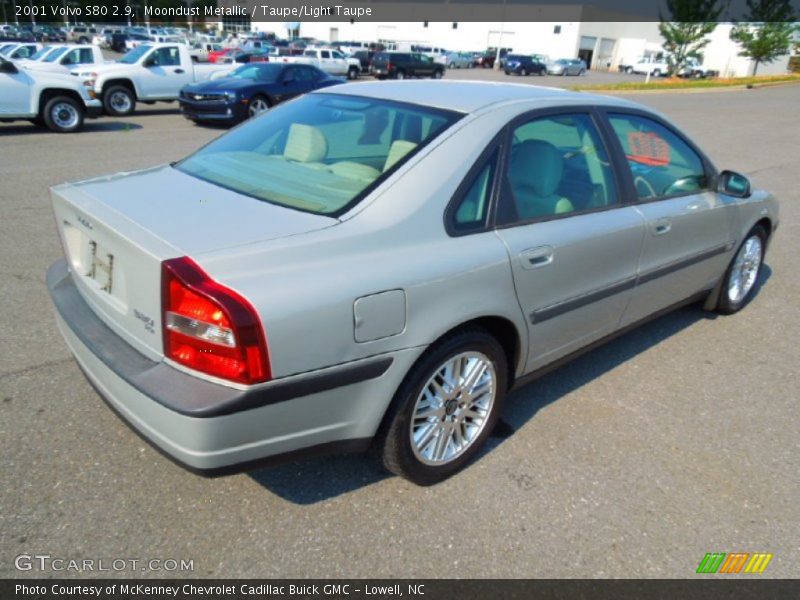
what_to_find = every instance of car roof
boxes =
[315,80,643,114]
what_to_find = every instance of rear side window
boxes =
[452,150,498,233]
[608,114,707,199]
[499,113,618,223]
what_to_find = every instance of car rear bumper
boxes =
[47,259,424,474]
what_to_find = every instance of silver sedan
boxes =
[548,58,587,75]
[47,81,778,485]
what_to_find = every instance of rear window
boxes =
[177,94,462,216]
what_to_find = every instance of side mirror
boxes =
[0,60,17,74]
[718,170,751,198]
[144,56,156,67]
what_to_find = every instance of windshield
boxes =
[0,44,15,56]
[30,45,54,60]
[118,44,152,64]
[229,64,282,81]
[43,46,69,62]
[177,94,461,216]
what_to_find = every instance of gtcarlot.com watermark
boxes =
[15,554,194,573]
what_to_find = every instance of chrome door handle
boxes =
[653,218,672,236]
[520,246,554,270]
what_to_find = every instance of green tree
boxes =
[730,0,799,75]
[659,0,726,74]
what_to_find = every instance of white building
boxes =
[246,20,790,77]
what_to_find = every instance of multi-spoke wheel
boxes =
[717,225,767,314]
[379,328,508,485]
[248,95,270,118]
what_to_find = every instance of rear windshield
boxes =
[177,94,462,216]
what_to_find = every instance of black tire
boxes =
[247,94,271,119]
[716,225,767,315]
[579,69,586,76]
[103,84,135,116]
[42,95,84,133]
[378,328,509,485]
[520,68,528,76]
[539,68,545,76]
[347,66,359,80]
[395,69,406,80]
[653,69,662,77]
[432,69,443,79]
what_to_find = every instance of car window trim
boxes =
[444,130,506,237]
[595,106,719,206]
[492,105,629,230]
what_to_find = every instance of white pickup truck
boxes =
[630,56,669,76]
[22,45,105,74]
[72,43,235,116]
[0,56,102,133]
[279,48,361,80]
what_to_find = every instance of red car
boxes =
[208,48,235,63]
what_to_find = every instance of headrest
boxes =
[383,140,417,172]
[509,140,564,198]
[284,124,327,163]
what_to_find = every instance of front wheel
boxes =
[247,95,270,118]
[520,68,528,76]
[716,226,767,314]
[103,85,135,116]
[43,96,84,133]
[347,66,359,80]
[395,69,406,80]
[379,328,508,485]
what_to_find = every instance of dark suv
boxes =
[370,52,444,80]
[504,54,547,76]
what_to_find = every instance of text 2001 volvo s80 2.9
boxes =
[47,82,778,485]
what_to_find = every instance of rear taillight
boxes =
[162,257,271,385]
[387,62,393,71]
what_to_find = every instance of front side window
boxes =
[500,113,617,223]
[608,113,707,199]
[177,94,461,216]
[150,47,180,66]
[118,44,151,64]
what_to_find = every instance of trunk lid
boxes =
[51,165,336,359]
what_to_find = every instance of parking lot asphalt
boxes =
[1,76,798,578]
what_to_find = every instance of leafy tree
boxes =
[730,0,799,75]
[659,0,726,75]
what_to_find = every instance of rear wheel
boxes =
[653,68,662,77]
[716,226,767,314]
[103,85,135,116]
[432,69,443,79]
[43,96,84,133]
[379,328,508,485]
[347,66,359,80]
[395,69,406,80]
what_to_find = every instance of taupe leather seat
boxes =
[509,140,574,219]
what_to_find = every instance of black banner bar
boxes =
[3,0,800,24]
[3,580,800,600]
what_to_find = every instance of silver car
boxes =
[446,52,474,69]
[47,82,778,485]
[548,58,587,76]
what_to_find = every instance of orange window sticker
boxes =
[626,131,671,167]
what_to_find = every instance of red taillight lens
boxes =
[387,62,393,71]
[162,257,271,385]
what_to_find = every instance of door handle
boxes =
[653,218,672,236]
[174,68,185,74]
[520,246,554,270]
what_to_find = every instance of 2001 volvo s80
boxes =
[47,81,778,485]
